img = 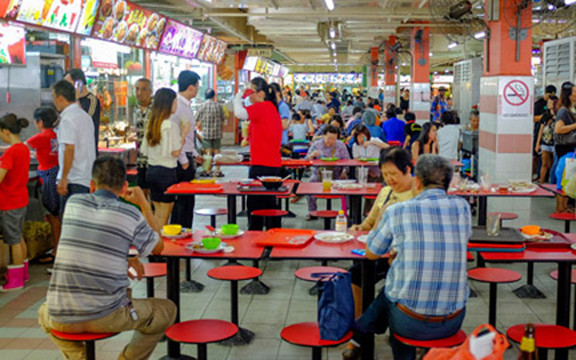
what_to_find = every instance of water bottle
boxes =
[335,210,347,233]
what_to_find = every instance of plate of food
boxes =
[357,234,368,243]
[161,228,192,239]
[521,231,554,241]
[186,241,228,254]
[508,181,537,193]
[320,157,339,161]
[332,180,357,185]
[215,229,245,239]
[315,232,355,244]
[334,183,363,190]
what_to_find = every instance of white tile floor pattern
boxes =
[0,159,574,360]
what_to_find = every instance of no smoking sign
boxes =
[503,80,529,106]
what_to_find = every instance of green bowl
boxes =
[321,157,339,161]
[202,237,221,250]
[222,224,239,236]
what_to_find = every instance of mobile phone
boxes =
[74,80,84,94]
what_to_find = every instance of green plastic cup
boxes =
[202,237,221,250]
[222,224,239,235]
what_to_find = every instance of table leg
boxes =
[478,197,487,226]
[360,260,375,360]
[349,195,362,225]
[227,195,237,224]
[166,257,181,358]
[221,280,255,346]
[555,262,571,360]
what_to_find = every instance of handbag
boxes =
[561,152,576,190]
[554,110,576,145]
[423,324,509,360]
[314,272,355,341]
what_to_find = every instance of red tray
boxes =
[524,229,573,249]
[253,229,316,247]
[166,183,224,194]
[283,160,312,167]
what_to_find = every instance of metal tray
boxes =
[469,227,525,243]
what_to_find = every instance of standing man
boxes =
[133,78,153,191]
[342,155,470,360]
[51,80,96,214]
[64,69,101,153]
[39,156,176,360]
[171,71,203,228]
[430,86,448,122]
[196,88,225,177]
[533,85,557,181]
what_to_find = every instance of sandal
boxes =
[212,171,225,178]
[198,171,212,178]
[38,254,55,264]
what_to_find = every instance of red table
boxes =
[165,181,297,224]
[449,185,554,226]
[215,159,313,168]
[310,159,378,167]
[161,230,267,358]
[480,239,576,360]
[296,182,382,225]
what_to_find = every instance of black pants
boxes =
[248,165,282,230]
[171,154,196,228]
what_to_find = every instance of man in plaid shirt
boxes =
[343,155,471,360]
[196,88,225,177]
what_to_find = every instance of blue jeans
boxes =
[354,291,465,360]
[60,183,90,218]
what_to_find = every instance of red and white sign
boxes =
[499,77,533,119]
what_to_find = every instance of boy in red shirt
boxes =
[0,113,31,291]
[26,107,61,263]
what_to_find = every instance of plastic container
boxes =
[335,210,347,233]
[163,224,182,235]
[222,224,239,236]
[202,237,221,250]
[521,225,541,236]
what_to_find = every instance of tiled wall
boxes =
[384,85,396,106]
[410,82,430,123]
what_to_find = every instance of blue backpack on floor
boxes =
[315,272,355,340]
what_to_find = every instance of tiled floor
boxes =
[1,160,574,360]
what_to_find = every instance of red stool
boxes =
[207,265,262,345]
[507,324,576,360]
[487,211,518,223]
[165,319,238,360]
[281,322,353,360]
[549,212,576,233]
[309,210,339,230]
[295,266,347,298]
[51,330,118,360]
[468,267,522,326]
[195,208,228,228]
[142,262,167,298]
[550,270,576,330]
[394,330,467,350]
[251,209,288,230]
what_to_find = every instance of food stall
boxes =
[242,55,287,85]
[293,72,363,93]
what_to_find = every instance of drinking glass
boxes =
[322,170,333,191]
[357,167,369,185]
[486,213,501,237]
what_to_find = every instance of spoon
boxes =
[205,225,216,234]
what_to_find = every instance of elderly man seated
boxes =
[343,154,471,360]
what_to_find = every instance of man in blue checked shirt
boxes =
[343,155,471,360]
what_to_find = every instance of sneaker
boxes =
[212,171,225,178]
[342,347,361,360]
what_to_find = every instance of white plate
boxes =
[186,242,228,254]
[162,229,192,239]
[315,232,354,243]
[332,180,357,185]
[334,183,363,190]
[509,185,537,193]
[215,229,245,239]
[521,231,553,241]
[357,234,368,243]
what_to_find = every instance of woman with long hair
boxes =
[142,88,189,226]
[553,82,576,213]
[411,122,439,161]
[234,77,283,230]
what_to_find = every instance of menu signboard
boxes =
[0,21,26,65]
[16,0,83,32]
[91,0,166,50]
[158,19,203,59]
[0,0,22,20]
[243,56,257,71]
[197,34,227,64]
[76,0,100,35]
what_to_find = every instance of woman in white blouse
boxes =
[352,124,388,181]
[142,88,189,226]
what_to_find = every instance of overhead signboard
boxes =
[76,0,100,35]
[197,34,227,64]
[243,56,257,71]
[16,0,84,33]
[0,21,26,65]
[0,0,22,20]
[294,73,363,85]
[247,48,272,58]
[91,0,166,50]
[158,19,203,59]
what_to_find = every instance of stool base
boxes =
[240,279,270,295]
[159,355,197,360]
[513,284,546,299]
[220,327,255,346]
[469,288,477,298]
[181,280,205,293]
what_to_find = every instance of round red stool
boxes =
[165,319,238,360]
[309,210,339,230]
[207,265,262,345]
[487,211,518,222]
[549,212,576,233]
[51,330,118,360]
[394,330,467,349]
[281,322,353,360]
[468,267,522,326]
[251,209,288,230]
[295,266,347,298]
[507,324,576,360]
[142,262,167,298]
[195,208,229,228]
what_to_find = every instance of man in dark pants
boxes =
[170,71,203,228]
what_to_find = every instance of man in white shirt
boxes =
[437,110,461,161]
[171,71,203,228]
[51,80,96,215]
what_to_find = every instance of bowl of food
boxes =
[521,225,541,236]
[222,224,239,236]
[259,176,283,190]
[202,237,221,250]
[163,224,182,236]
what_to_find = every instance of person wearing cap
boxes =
[430,87,448,122]
[196,88,226,177]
